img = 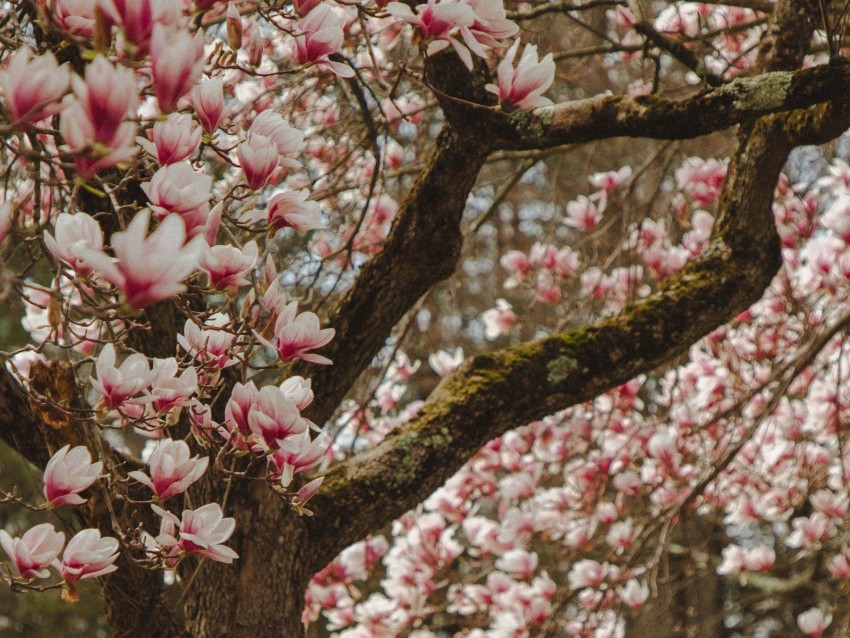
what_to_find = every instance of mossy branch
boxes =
[305,100,850,560]
[497,60,850,149]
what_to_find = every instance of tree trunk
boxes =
[181,483,322,638]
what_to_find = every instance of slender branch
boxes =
[508,0,626,21]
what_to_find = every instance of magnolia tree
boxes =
[2,0,850,636]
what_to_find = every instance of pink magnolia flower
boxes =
[588,166,633,193]
[271,431,329,487]
[59,100,137,179]
[90,343,155,409]
[71,55,137,145]
[199,241,258,290]
[798,608,832,638]
[140,113,202,165]
[567,559,607,589]
[463,0,518,48]
[244,18,264,66]
[786,512,833,548]
[53,528,119,584]
[387,0,478,69]
[262,278,289,315]
[223,380,260,444]
[129,438,209,501]
[495,549,538,579]
[293,5,354,77]
[43,445,103,508]
[293,476,324,508]
[151,26,205,112]
[142,162,212,236]
[0,48,70,124]
[238,134,279,190]
[267,189,322,231]
[675,157,727,206]
[618,579,649,609]
[249,111,304,165]
[51,0,97,37]
[279,376,314,412]
[486,39,554,111]
[481,298,516,340]
[97,0,180,52]
[43,212,104,276]
[247,386,309,452]
[177,315,240,369]
[500,250,531,288]
[429,347,464,376]
[80,210,205,308]
[154,503,238,563]
[149,357,198,414]
[829,552,850,580]
[191,77,226,133]
[564,195,603,232]
[0,523,65,580]
[256,300,335,365]
[226,3,243,50]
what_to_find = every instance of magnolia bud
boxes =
[226,4,243,51]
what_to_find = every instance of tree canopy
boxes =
[2,0,850,636]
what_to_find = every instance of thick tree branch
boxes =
[305,119,776,556]
[306,0,847,559]
[497,59,850,149]
[294,53,497,426]
[307,93,850,563]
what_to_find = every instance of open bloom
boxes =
[53,528,119,584]
[798,608,833,637]
[177,315,240,369]
[255,300,335,365]
[148,357,198,414]
[142,162,212,236]
[293,5,354,77]
[43,445,103,508]
[58,55,138,179]
[486,39,554,110]
[0,48,70,124]
[43,212,104,276]
[80,210,205,309]
[199,241,258,290]
[267,190,322,231]
[249,111,303,163]
[60,99,137,179]
[140,113,201,165]
[91,343,155,409]
[481,298,516,340]
[271,431,329,487]
[247,386,309,452]
[154,503,238,564]
[387,0,479,69]
[0,523,66,580]
[129,438,209,501]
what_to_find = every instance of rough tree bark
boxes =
[1,1,848,636]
